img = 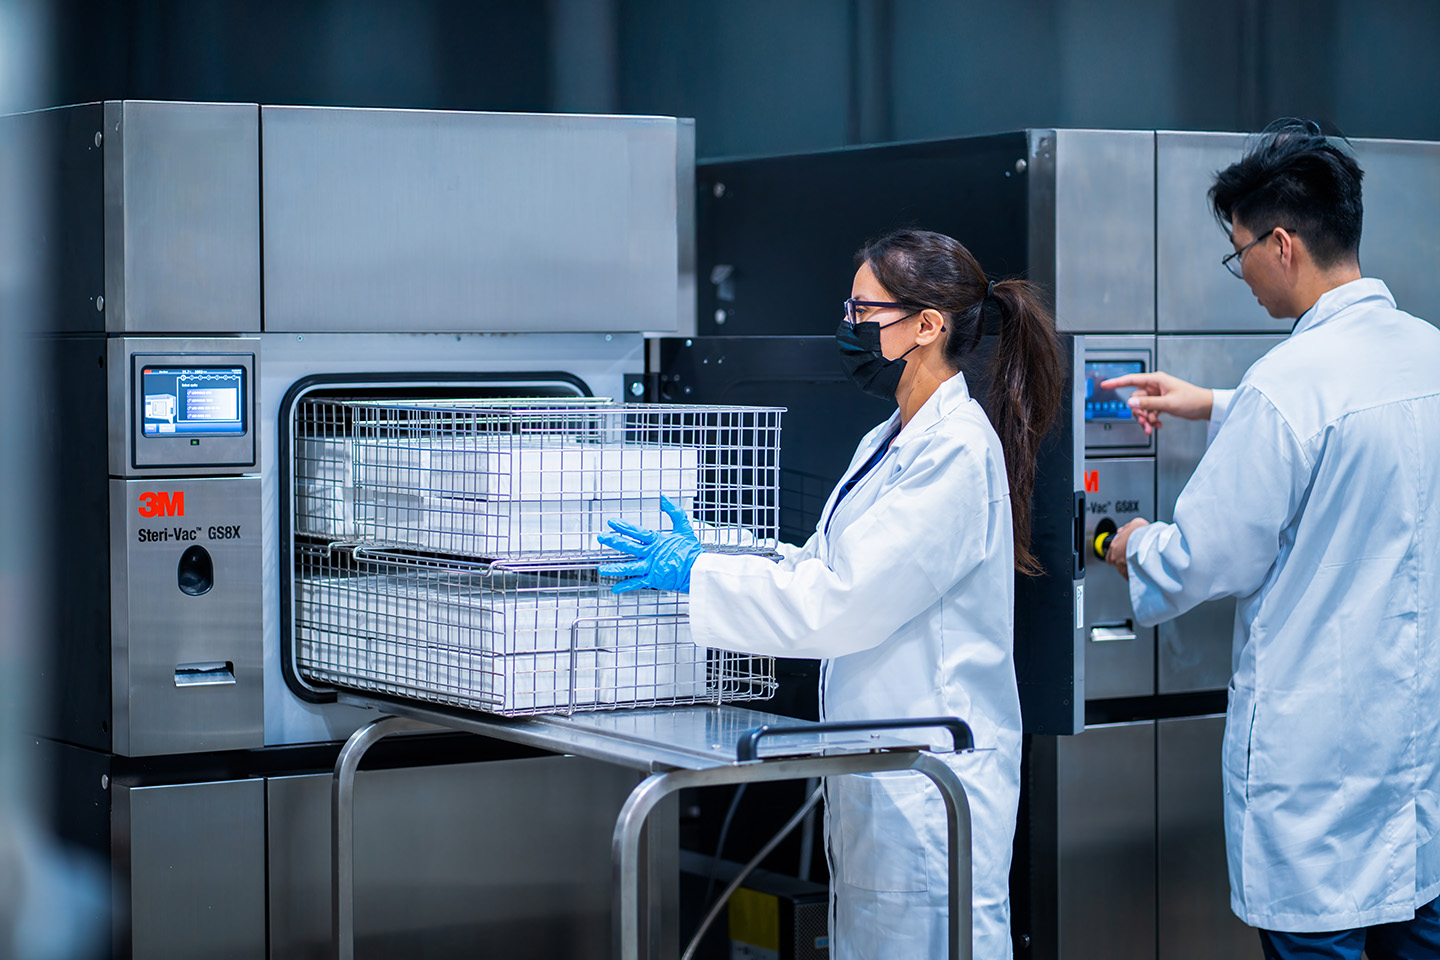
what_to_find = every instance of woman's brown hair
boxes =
[858,229,1065,575]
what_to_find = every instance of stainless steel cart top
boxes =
[335,693,960,771]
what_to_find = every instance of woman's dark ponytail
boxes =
[858,229,1065,575]
[983,278,1064,575]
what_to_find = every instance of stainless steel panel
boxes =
[1154,335,1284,693]
[1083,458,1156,700]
[102,100,261,333]
[107,335,262,478]
[1156,131,1290,334]
[257,330,645,746]
[267,757,663,959]
[1157,715,1260,960]
[1027,129,1059,298]
[1051,130,1155,333]
[1068,335,1086,728]
[261,106,682,333]
[1158,132,1440,335]
[118,778,266,959]
[1352,138,1440,326]
[110,475,264,755]
[1058,721,1157,960]
[673,117,698,339]
[334,697,941,772]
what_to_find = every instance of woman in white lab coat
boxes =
[601,229,1065,960]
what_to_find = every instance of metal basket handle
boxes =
[736,716,974,762]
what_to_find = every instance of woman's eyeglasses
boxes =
[843,298,925,326]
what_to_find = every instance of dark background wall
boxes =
[24,0,1440,158]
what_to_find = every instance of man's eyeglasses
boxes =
[1221,228,1287,279]
[843,298,925,326]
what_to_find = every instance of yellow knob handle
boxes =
[1092,518,1118,560]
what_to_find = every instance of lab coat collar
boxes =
[1290,278,1395,337]
[892,370,972,445]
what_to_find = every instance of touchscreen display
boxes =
[141,366,246,437]
[1084,360,1144,421]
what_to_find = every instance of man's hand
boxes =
[1105,518,1150,579]
[1100,371,1213,435]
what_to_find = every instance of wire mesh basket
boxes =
[291,398,783,716]
[297,398,781,559]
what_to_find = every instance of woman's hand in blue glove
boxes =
[597,495,702,593]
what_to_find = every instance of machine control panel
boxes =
[140,365,247,438]
[110,475,264,755]
[1084,349,1154,453]
[1082,457,1157,699]
[124,346,258,472]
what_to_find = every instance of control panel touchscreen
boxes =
[141,366,247,437]
[1084,360,1144,421]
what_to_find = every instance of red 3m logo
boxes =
[138,491,185,518]
[1084,471,1099,493]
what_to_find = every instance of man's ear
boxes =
[1274,227,1298,269]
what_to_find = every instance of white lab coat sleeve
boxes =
[688,436,995,659]
[1206,387,1236,446]
[774,532,821,572]
[1127,386,1310,627]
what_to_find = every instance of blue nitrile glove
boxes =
[597,495,702,593]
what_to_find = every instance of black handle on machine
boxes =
[736,716,975,763]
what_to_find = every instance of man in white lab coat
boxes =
[1101,120,1440,959]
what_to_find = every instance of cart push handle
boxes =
[736,716,974,762]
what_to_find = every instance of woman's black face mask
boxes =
[834,313,921,401]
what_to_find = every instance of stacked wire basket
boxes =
[291,398,782,716]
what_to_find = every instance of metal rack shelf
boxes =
[329,694,977,960]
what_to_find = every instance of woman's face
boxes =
[850,261,919,361]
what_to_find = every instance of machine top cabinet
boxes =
[697,128,1440,339]
[7,100,695,336]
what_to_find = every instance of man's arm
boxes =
[1100,371,1215,436]
[1121,386,1310,626]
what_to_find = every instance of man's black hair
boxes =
[1209,118,1365,269]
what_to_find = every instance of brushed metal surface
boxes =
[673,117,698,339]
[268,757,657,960]
[1159,132,1440,335]
[1157,715,1261,960]
[1066,335,1086,728]
[1351,137,1440,327]
[103,100,261,333]
[1057,721,1157,960]
[120,779,266,959]
[1155,132,1287,334]
[333,696,940,772]
[261,105,682,333]
[1027,129,1058,297]
[110,475,264,755]
[1154,335,1285,694]
[1082,458,1156,700]
[1052,130,1156,333]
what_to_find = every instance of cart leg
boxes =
[332,716,435,960]
[914,753,973,960]
[612,772,680,960]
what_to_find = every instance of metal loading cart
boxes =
[330,700,978,960]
